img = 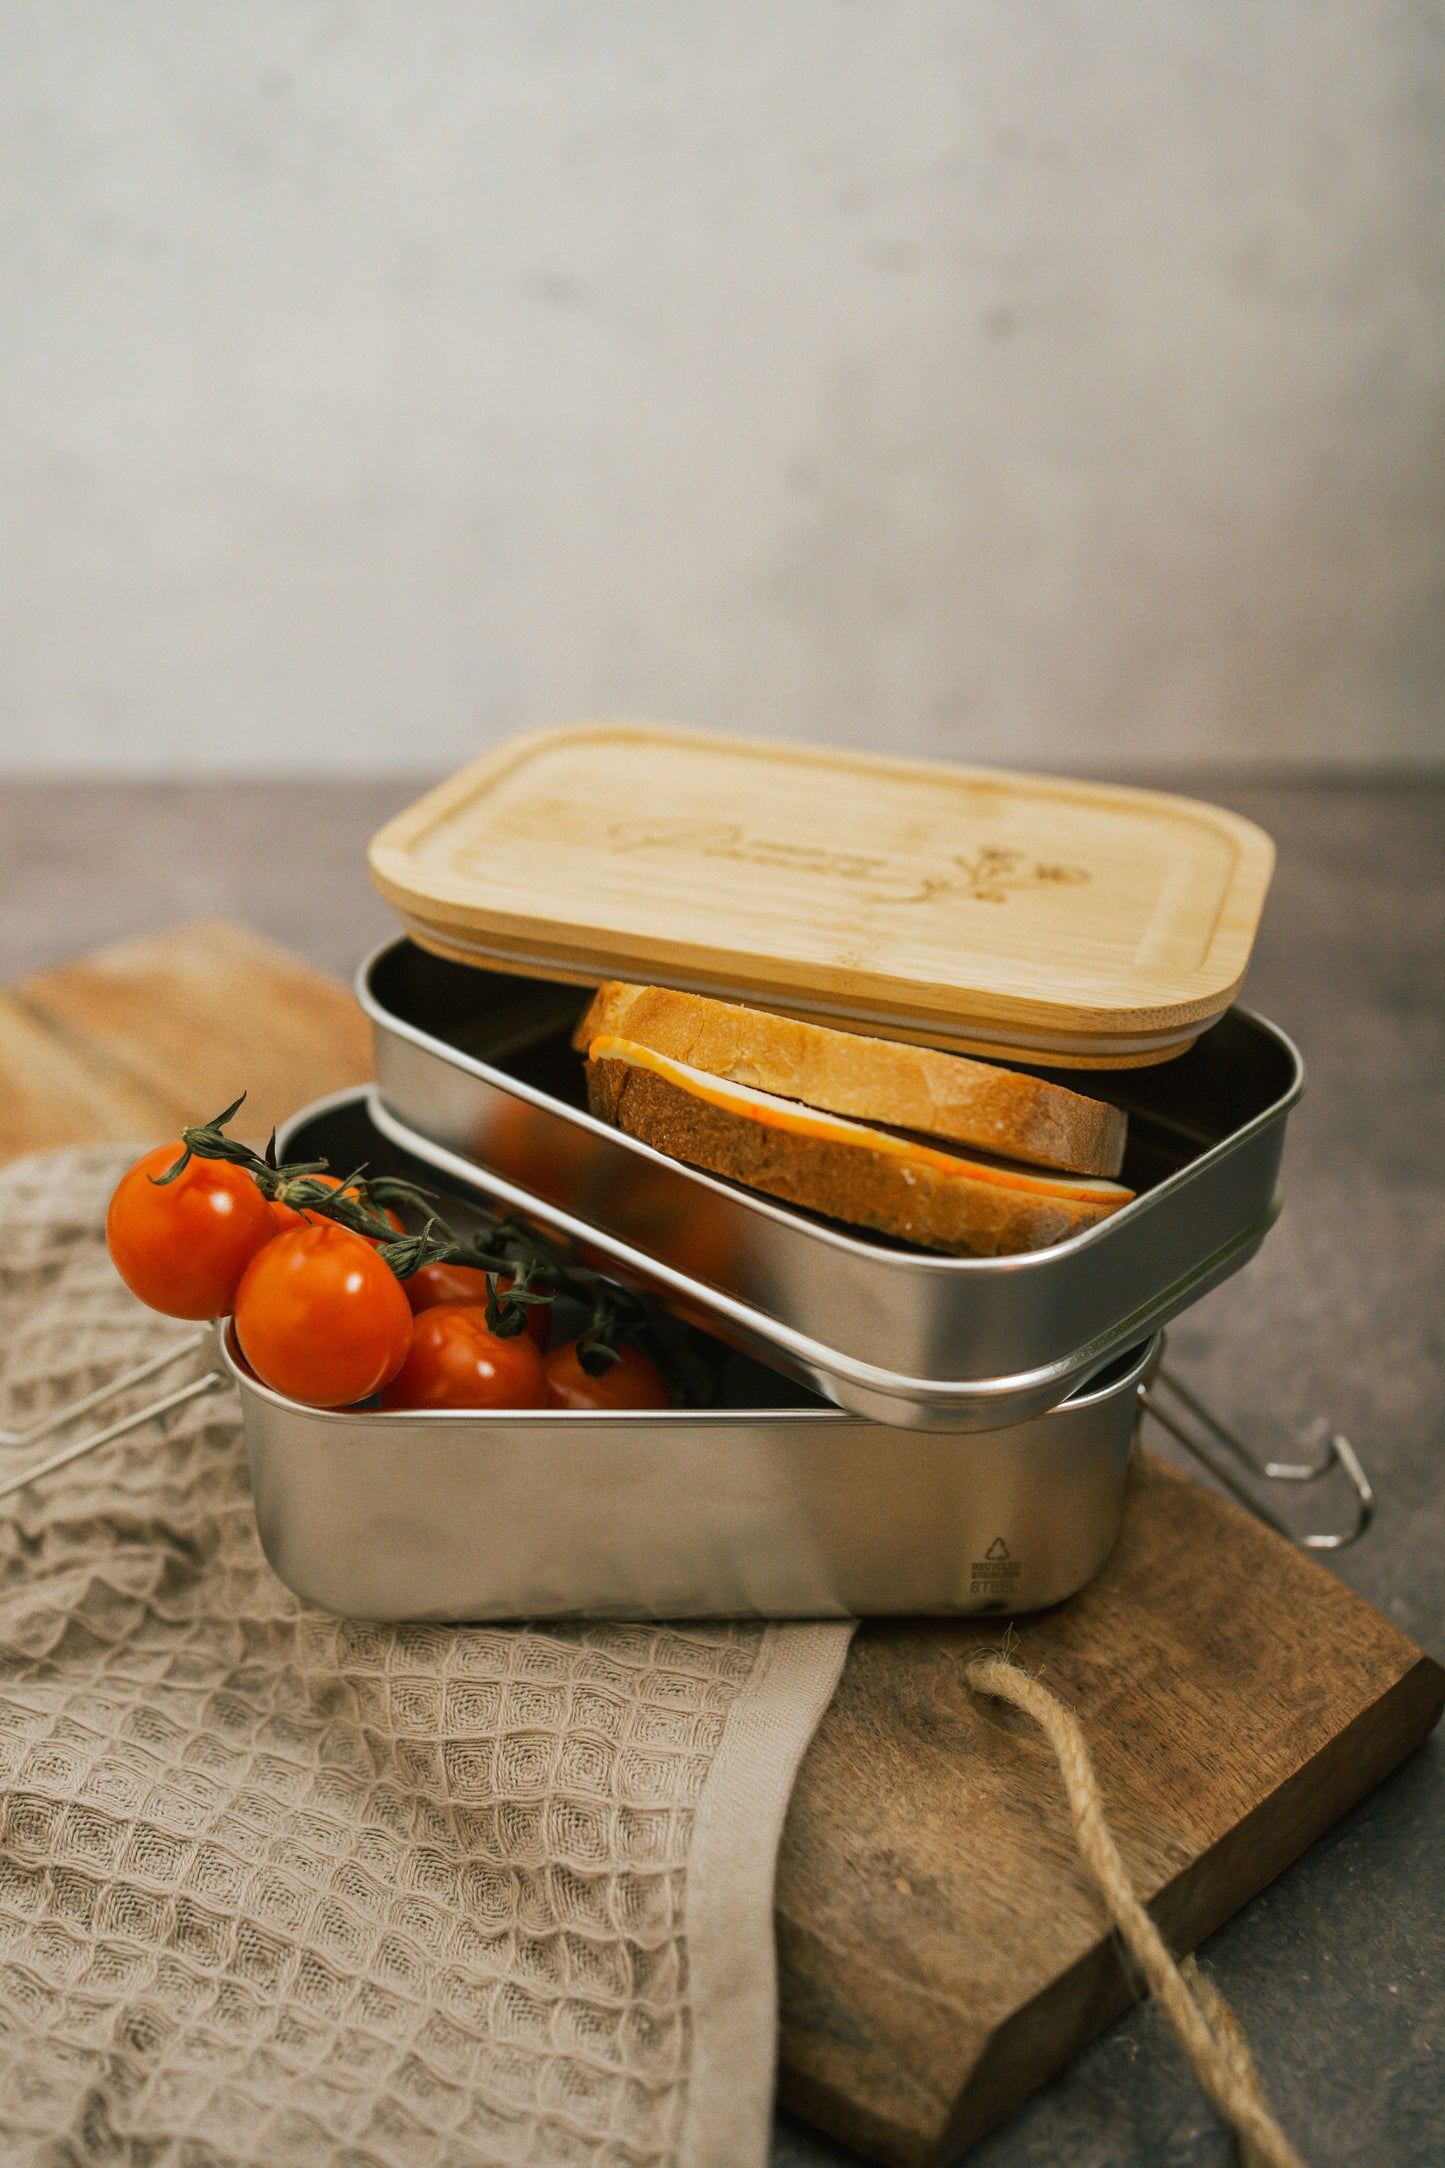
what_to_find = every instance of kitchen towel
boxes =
[0,1146,853,2168]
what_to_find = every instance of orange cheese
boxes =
[588,1036,1135,1204]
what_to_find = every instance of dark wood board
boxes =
[5,919,1440,2167]
[775,1453,1444,2166]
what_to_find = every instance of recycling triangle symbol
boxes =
[985,1537,1010,1560]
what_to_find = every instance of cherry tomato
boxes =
[543,1340,671,1411]
[233,1223,413,1408]
[403,1259,488,1312]
[107,1144,278,1320]
[270,1174,404,1243]
[402,1262,550,1348]
[379,1302,546,1412]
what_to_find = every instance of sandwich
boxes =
[574,982,1134,1257]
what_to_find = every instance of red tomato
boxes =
[270,1174,404,1243]
[379,1302,546,1412]
[543,1340,671,1411]
[106,1143,279,1320]
[403,1259,491,1312]
[402,1262,551,1348]
[233,1223,413,1408]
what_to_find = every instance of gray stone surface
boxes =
[0,779,418,985]
[0,774,1441,2165]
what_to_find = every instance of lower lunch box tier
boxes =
[356,937,1303,1429]
[247,1090,1155,1620]
[251,1092,1152,1621]
[228,1329,1152,1623]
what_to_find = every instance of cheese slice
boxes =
[588,1036,1135,1204]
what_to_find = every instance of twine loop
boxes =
[966,1655,1308,2168]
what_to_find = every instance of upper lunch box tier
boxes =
[368,724,1275,1070]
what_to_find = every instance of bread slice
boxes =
[586,1039,1134,1257]
[575,981,1126,1178]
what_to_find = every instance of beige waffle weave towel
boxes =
[0,1147,854,2168]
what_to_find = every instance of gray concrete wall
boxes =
[2,0,1442,776]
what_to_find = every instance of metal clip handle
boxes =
[0,1332,226,1503]
[1140,1362,1373,1550]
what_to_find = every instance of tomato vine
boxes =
[152,1093,653,1365]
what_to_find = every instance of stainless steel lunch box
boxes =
[231,1091,1155,1621]
[228,1327,1153,1622]
[358,937,1304,1431]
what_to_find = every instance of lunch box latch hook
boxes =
[1140,1361,1373,1551]
[0,1329,227,1505]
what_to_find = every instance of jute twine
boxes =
[966,1656,1308,2168]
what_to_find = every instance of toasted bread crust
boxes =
[586,1057,1123,1257]
[575,982,1126,1177]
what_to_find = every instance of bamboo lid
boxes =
[369,723,1275,1067]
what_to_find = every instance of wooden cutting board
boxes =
[0,919,372,1155]
[6,919,1440,2167]
[777,1460,1442,2164]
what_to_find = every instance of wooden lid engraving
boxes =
[370,724,1275,1068]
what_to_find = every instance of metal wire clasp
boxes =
[1140,1361,1373,1550]
[0,1330,227,1504]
